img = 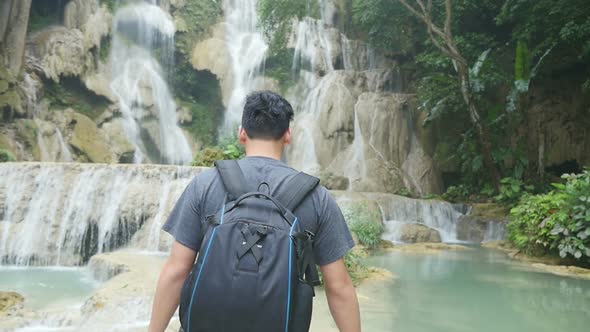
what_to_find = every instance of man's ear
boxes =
[283,128,292,145]
[238,126,248,145]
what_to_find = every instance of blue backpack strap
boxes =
[276,172,320,212]
[214,160,250,201]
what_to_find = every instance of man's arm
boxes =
[321,258,361,332]
[148,241,197,332]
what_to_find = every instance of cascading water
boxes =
[369,193,465,243]
[109,1,192,165]
[0,163,200,266]
[221,0,268,134]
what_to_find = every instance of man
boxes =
[148,91,361,332]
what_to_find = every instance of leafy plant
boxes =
[442,185,471,203]
[0,149,15,162]
[342,203,384,249]
[495,177,534,206]
[508,169,590,263]
[192,135,245,167]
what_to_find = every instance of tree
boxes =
[395,0,502,189]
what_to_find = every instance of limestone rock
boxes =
[67,111,114,163]
[0,291,24,315]
[399,223,442,243]
[392,243,472,254]
[1,0,32,75]
[177,106,192,124]
[100,118,135,163]
[64,0,99,30]
[84,68,116,102]
[190,23,232,104]
[320,171,350,190]
[27,27,93,82]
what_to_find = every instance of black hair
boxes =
[241,91,294,140]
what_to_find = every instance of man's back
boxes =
[163,156,354,267]
[149,91,360,332]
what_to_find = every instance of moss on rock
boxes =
[173,0,223,56]
[14,119,40,159]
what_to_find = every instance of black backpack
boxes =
[179,160,321,332]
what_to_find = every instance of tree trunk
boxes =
[457,65,502,190]
[1,0,32,76]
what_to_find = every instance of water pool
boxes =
[361,248,590,332]
[0,267,97,309]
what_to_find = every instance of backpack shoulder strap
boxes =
[276,172,320,212]
[214,160,250,201]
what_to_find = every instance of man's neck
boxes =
[244,141,283,161]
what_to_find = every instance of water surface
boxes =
[362,248,590,332]
[0,267,97,309]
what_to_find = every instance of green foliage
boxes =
[495,177,534,206]
[191,147,226,167]
[171,59,224,146]
[342,203,384,249]
[44,78,109,120]
[508,170,590,263]
[264,48,297,92]
[515,40,532,82]
[351,0,419,54]
[0,149,15,162]
[99,0,117,12]
[174,0,223,56]
[343,248,371,286]
[191,135,245,167]
[442,185,471,203]
[99,38,111,62]
[258,0,320,54]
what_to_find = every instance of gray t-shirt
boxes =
[163,156,355,266]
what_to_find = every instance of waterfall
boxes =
[483,221,507,242]
[0,163,201,266]
[344,101,367,190]
[368,193,465,243]
[220,0,268,134]
[109,1,192,165]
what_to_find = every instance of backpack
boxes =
[179,160,322,332]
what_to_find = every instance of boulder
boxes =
[0,291,24,315]
[27,27,94,82]
[399,223,442,243]
[320,171,350,190]
[100,118,136,163]
[67,111,114,163]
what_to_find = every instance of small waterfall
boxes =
[221,0,268,134]
[56,127,74,162]
[109,1,192,165]
[0,163,201,266]
[369,193,465,243]
[22,72,41,117]
[344,101,367,190]
[483,221,507,242]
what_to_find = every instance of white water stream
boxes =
[109,1,192,165]
[220,0,268,134]
[0,163,197,266]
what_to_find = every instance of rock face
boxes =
[399,223,442,243]
[68,111,114,163]
[0,291,24,315]
[288,70,442,196]
[0,0,32,75]
[456,203,508,242]
[190,22,232,105]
